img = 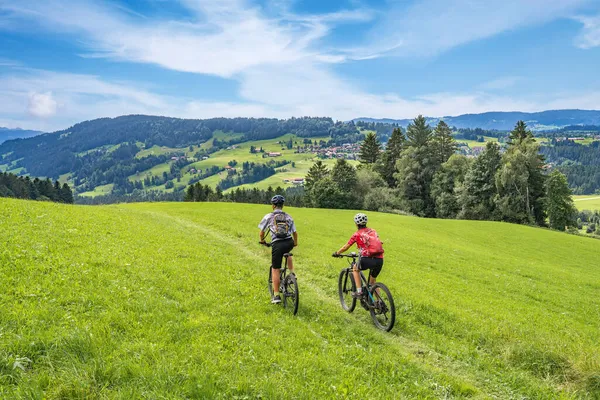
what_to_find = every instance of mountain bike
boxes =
[333,252,395,331]
[260,242,299,315]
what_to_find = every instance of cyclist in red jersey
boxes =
[333,213,384,298]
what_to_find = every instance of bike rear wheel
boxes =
[283,274,299,315]
[338,268,356,312]
[368,283,395,331]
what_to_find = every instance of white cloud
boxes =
[3,66,597,132]
[574,14,600,48]
[0,0,370,77]
[28,92,58,118]
[354,0,591,58]
[0,0,598,132]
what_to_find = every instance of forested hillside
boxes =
[0,115,377,195]
[357,109,600,130]
[0,127,44,144]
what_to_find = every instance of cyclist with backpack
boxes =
[259,195,298,304]
[333,213,384,298]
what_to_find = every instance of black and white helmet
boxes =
[354,213,368,225]
[271,195,285,205]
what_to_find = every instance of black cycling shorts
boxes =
[271,238,294,269]
[358,257,384,278]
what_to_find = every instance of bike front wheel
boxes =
[368,283,395,331]
[283,274,299,315]
[338,268,356,312]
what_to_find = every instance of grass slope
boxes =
[574,195,600,211]
[1,199,599,398]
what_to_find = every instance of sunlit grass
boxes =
[1,198,599,398]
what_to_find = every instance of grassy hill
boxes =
[574,195,600,211]
[2,198,599,398]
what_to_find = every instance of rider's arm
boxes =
[336,233,357,255]
[293,231,298,247]
[335,242,352,255]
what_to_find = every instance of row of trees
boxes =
[184,182,304,206]
[0,172,74,204]
[180,117,576,231]
[302,118,577,231]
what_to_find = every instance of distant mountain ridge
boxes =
[355,109,600,131]
[0,127,44,144]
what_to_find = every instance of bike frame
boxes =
[341,253,376,307]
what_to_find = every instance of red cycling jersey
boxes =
[347,227,384,259]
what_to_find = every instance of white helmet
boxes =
[354,213,368,225]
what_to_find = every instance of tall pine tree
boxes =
[358,132,382,164]
[378,127,405,187]
[545,170,576,231]
[458,142,502,220]
[432,120,458,165]
[508,120,534,146]
[305,161,329,192]
[394,116,436,217]
[406,115,432,147]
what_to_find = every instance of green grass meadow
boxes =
[574,195,600,211]
[1,199,600,398]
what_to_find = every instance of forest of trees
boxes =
[0,172,73,203]
[540,140,600,194]
[185,183,305,206]
[185,118,578,233]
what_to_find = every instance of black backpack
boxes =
[270,211,291,238]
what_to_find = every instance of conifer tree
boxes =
[459,142,502,220]
[61,183,74,204]
[305,161,329,192]
[358,132,382,164]
[545,170,576,231]
[394,116,436,216]
[508,120,534,146]
[378,127,405,187]
[432,120,458,165]
[406,115,432,148]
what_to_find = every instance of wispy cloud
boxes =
[574,14,600,48]
[358,0,591,58]
[478,76,522,91]
[0,0,370,77]
[0,0,598,131]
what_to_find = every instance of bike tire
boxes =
[338,268,356,312]
[368,283,395,332]
[283,274,299,315]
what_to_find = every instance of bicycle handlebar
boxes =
[332,252,359,258]
[259,241,272,248]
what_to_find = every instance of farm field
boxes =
[1,198,599,398]
[454,136,500,148]
[574,195,600,211]
[129,134,332,192]
[227,158,359,192]
[78,184,115,198]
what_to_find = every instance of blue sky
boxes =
[1,0,600,131]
